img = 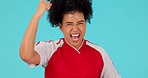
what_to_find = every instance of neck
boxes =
[64,38,84,50]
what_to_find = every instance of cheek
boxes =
[80,26,86,34]
[62,28,71,36]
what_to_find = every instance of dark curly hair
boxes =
[47,0,93,27]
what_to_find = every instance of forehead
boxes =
[62,12,85,23]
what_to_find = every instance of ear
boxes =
[58,23,63,31]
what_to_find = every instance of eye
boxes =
[66,23,73,26]
[79,23,83,24]
[78,22,84,26]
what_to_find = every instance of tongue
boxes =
[72,36,79,42]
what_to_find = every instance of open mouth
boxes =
[70,34,80,42]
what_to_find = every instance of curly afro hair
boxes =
[47,0,93,27]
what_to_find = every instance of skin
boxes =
[20,0,86,65]
[20,0,52,65]
[59,12,86,49]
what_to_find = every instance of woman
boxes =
[20,0,120,78]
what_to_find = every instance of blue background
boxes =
[0,0,148,78]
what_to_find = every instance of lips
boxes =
[70,34,80,42]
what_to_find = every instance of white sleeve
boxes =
[99,47,121,78]
[28,40,59,68]
[86,41,121,78]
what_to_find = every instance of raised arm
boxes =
[19,0,52,65]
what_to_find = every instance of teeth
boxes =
[72,34,79,37]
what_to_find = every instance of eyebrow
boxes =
[65,22,73,24]
[77,20,85,23]
[65,20,85,24]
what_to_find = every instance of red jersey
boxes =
[30,38,120,78]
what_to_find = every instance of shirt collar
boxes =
[62,38,86,53]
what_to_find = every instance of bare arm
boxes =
[20,0,52,65]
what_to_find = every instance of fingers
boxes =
[40,0,52,6]
[42,2,52,10]
[46,2,52,10]
[40,0,44,2]
[40,0,50,2]
[35,0,52,18]
[39,1,52,8]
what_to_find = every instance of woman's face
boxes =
[59,12,86,49]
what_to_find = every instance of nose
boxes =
[72,25,79,32]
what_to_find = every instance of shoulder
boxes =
[86,41,106,53]
[35,38,64,47]
[86,40,108,60]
